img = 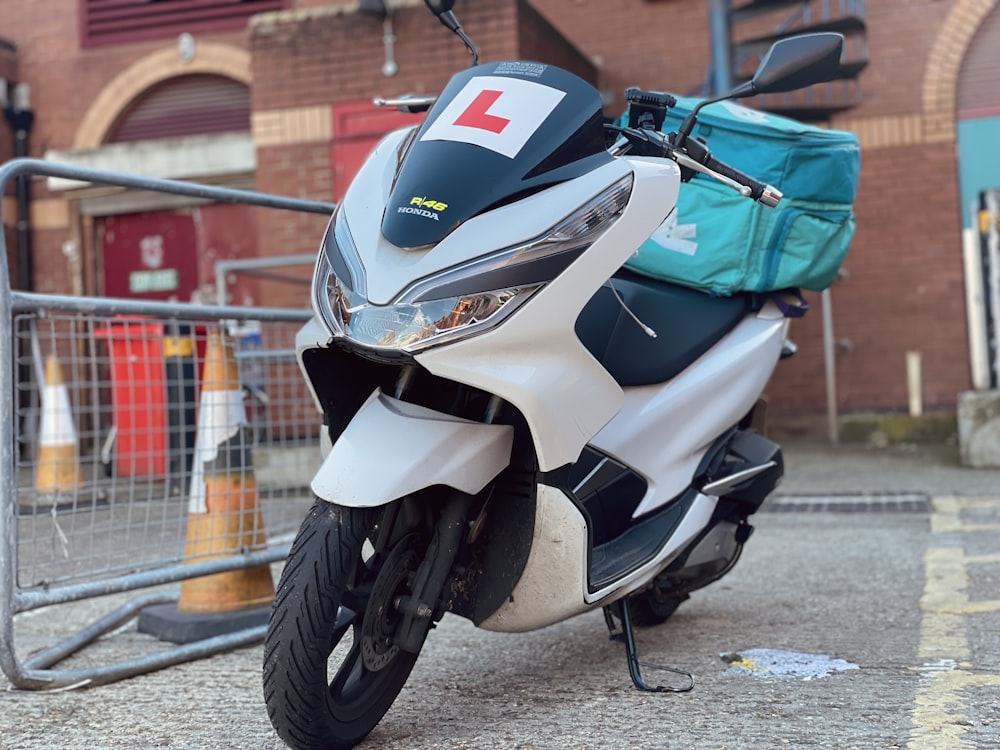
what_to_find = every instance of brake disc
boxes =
[361,534,423,671]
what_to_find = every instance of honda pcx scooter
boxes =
[263,3,845,747]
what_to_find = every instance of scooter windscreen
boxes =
[382,61,613,249]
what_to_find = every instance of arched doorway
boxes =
[93,73,260,305]
[955,5,1000,386]
[44,43,256,302]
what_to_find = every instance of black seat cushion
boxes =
[575,269,753,386]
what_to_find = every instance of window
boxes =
[81,0,287,47]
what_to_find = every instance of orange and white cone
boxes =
[178,329,274,613]
[34,354,83,499]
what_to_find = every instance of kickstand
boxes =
[603,599,694,693]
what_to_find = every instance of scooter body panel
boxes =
[591,303,788,516]
[478,484,719,632]
[416,157,682,471]
[310,389,514,507]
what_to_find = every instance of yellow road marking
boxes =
[909,497,1000,749]
[930,496,1000,533]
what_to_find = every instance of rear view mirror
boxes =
[739,33,844,97]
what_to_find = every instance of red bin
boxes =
[95,321,168,477]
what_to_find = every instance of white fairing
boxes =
[478,484,719,632]
[311,390,513,507]
[311,132,698,473]
[416,157,682,471]
[343,133,678,309]
[592,302,788,517]
[294,316,331,416]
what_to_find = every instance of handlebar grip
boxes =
[372,95,436,113]
[706,156,782,207]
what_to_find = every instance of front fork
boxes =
[392,492,470,653]
[377,368,504,653]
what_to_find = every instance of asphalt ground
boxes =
[2,439,1000,749]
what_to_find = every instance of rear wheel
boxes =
[263,500,427,749]
[627,589,688,627]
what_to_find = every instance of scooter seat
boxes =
[575,269,753,387]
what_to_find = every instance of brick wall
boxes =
[249,0,596,307]
[767,141,969,417]
[531,0,714,110]
[0,39,16,163]
[0,1,251,158]
[771,0,982,420]
[0,0,994,425]
[253,143,332,309]
[518,0,597,85]
[0,0,255,298]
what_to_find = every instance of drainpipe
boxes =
[708,0,733,96]
[2,81,35,428]
[2,81,34,293]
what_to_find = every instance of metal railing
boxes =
[0,159,335,689]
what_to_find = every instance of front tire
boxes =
[263,500,426,749]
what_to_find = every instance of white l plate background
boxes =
[420,75,566,159]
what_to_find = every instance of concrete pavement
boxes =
[2,438,1000,749]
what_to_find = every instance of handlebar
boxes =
[607,124,782,208]
[375,94,782,206]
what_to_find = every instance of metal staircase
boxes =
[715,0,868,121]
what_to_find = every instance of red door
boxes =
[100,210,200,301]
[99,204,259,304]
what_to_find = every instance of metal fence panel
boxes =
[0,159,334,689]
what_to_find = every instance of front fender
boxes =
[311,390,514,507]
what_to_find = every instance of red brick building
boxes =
[1,0,999,433]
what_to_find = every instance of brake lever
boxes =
[672,151,753,197]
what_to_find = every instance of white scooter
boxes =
[264,3,845,747]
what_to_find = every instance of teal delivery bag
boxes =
[625,96,860,295]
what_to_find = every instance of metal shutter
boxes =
[108,74,250,142]
[82,0,286,47]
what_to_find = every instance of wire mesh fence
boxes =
[14,312,320,594]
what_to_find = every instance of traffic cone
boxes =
[34,354,83,500]
[177,328,274,613]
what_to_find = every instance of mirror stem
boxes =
[438,11,479,66]
[674,77,759,147]
[457,28,479,66]
[674,97,717,147]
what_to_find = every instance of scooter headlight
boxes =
[312,174,632,352]
[327,278,537,352]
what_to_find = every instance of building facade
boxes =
[0,0,998,432]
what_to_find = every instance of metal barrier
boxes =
[0,159,335,689]
[214,253,315,307]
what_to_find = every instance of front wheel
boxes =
[263,500,427,750]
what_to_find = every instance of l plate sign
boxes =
[420,76,566,159]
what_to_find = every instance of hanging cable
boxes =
[606,280,657,338]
